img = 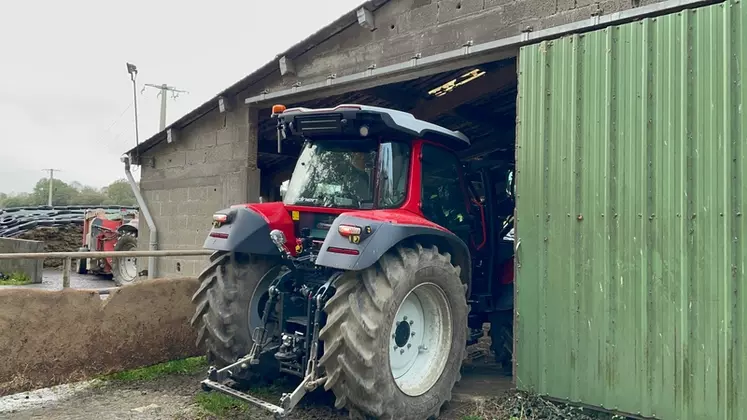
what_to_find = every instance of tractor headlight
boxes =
[270,229,286,247]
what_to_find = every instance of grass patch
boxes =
[103,356,207,382]
[0,272,32,286]
[194,392,251,417]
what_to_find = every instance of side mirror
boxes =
[279,180,289,199]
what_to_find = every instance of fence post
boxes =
[62,257,71,288]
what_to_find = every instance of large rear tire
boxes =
[489,310,514,376]
[319,243,468,420]
[112,234,138,286]
[190,252,280,383]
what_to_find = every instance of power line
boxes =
[103,103,133,134]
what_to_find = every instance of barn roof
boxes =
[124,0,390,158]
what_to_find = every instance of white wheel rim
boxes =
[389,282,453,396]
[123,256,137,280]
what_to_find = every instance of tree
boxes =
[0,193,33,208]
[104,179,137,206]
[77,186,107,206]
[1,178,138,208]
[31,179,79,206]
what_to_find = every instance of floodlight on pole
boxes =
[126,62,140,157]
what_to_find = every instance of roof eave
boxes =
[124,0,390,158]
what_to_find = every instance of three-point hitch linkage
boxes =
[200,228,335,418]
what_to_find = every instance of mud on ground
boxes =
[18,225,83,268]
[0,278,201,396]
[2,368,623,420]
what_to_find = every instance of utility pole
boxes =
[142,83,188,131]
[42,169,61,206]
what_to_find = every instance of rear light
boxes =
[213,210,236,224]
[334,105,361,110]
[338,224,362,237]
[327,247,360,256]
[210,232,229,239]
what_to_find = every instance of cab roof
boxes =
[278,104,471,151]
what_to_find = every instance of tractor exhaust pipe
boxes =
[122,154,158,279]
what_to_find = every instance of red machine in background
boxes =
[77,208,139,286]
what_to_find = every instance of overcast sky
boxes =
[0,0,362,194]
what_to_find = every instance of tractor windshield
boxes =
[283,139,410,209]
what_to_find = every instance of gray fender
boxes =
[202,207,280,256]
[315,214,472,291]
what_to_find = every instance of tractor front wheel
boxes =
[319,243,468,420]
[190,252,280,383]
[112,234,138,286]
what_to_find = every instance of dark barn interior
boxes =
[252,57,520,389]
[256,56,518,201]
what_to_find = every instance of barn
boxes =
[124,0,746,418]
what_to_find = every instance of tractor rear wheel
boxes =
[112,234,138,286]
[319,243,468,420]
[190,252,280,383]
[489,311,514,376]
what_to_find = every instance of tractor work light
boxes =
[212,210,236,227]
[338,224,362,237]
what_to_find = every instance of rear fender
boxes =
[315,214,472,292]
[203,207,283,256]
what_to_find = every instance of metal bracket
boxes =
[207,354,253,383]
[201,379,287,418]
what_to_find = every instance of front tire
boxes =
[190,252,280,382]
[319,243,468,419]
[112,234,138,286]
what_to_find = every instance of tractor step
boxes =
[201,379,287,418]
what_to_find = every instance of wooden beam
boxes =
[410,63,517,121]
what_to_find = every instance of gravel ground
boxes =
[0,363,626,420]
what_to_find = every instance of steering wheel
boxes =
[336,190,362,208]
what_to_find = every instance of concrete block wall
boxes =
[256,0,667,94]
[136,105,261,278]
[0,238,44,283]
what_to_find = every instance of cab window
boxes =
[420,144,469,234]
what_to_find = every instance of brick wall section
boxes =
[136,106,260,278]
[253,0,666,94]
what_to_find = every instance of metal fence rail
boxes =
[0,249,213,288]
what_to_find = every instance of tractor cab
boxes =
[194,104,516,420]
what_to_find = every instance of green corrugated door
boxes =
[515,1,746,419]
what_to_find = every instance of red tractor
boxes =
[192,104,516,419]
[77,208,139,286]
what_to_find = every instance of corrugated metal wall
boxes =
[515,1,746,419]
